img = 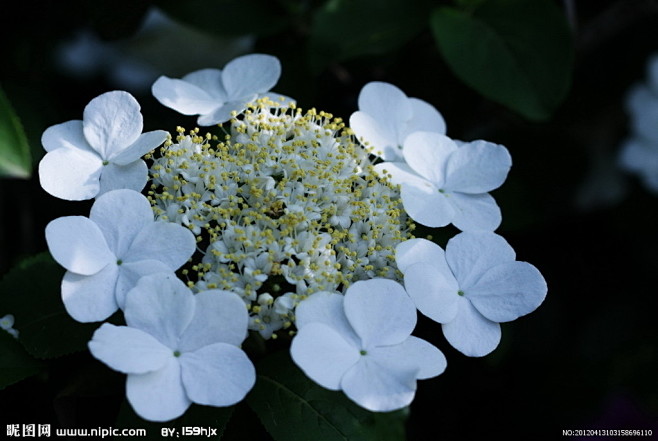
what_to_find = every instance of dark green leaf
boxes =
[0,85,32,178]
[116,399,234,440]
[247,351,407,441]
[0,253,98,359]
[309,0,430,72]
[0,330,43,390]
[155,0,288,37]
[431,0,573,120]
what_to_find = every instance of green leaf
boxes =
[309,0,430,72]
[155,0,288,37]
[0,253,98,359]
[0,330,43,390]
[116,400,234,440]
[431,0,573,120]
[247,351,407,441]
[0,85,32,178]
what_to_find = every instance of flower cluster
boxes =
[619,54,658,193]
[39,53,547,421]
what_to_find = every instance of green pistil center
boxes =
[173,350,181,357]
[102,160,109,166]
[457,290,465,296]
[359,350,367,356]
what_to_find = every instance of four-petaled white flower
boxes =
[375,131,512,231]
[290,279,446,412]
[152,53,287,126]
[350,81,446,161]
[397,233,547,357]
[45,189,196,322]
[89,273,255,422]
[38,91,168,201]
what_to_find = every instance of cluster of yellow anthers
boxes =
[146,99,414,339]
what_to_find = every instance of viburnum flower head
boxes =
[45,189,196,322]
[350,81,446,161]
[38,91,168,201]
[89,273,255,422]
[290,279,446,412]
[376,131,512,231]
[152,53,287,126]
[397,232,547,357]
[148,102,412,337]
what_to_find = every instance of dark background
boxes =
[1,0,657,439]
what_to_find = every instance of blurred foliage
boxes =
[0,86,31,178]
[247,351,407,441]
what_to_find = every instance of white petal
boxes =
[446,232,516,289]
[442,297,501,357]
[41,120,94,153]
[400,182,455,228]
[124,273,195,349]
[341,357,416,412]
[38,147,102,201]
[114,260,173,310]
[98,160,148,196]
[403,132,457,186]
[369,336,446,380]
[111,130,169,165]
[395,238,447,274]
[444,140,511,193]
[152,76,221,116]
[404,98,446,137]
[448,192,502,232]
[180,343,255,407]
[182,68,227,101]
[178,290,249,352]
[124,222,196,270]
[619,138,658,173]
[404,262,460,324]
[294,291,360,347]
[374,161,427,188]
[61,265,119,322]
[358,82,411,147]
[197,99,254,125]
[89,323,172,374]
[290,323,360,390]
[467,261,547,322]
[344,279,416,348]
[627,85,658,141]
[46,216,114,275]
[127,357,191,422]
[350,111,399,161]
[83,91,142,159]
[90,189,153,258]
[222,54,281,100]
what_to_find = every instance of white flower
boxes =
[45,189,196,322]
[375,131,512,231]
[290,279,446,412]
[0,314,19,339]
[618,54,658,193]
[397,233,547,357]
[38,91,168,201]
[88,273,255,422]
[350,81,446,161]
[152,53,286,126]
